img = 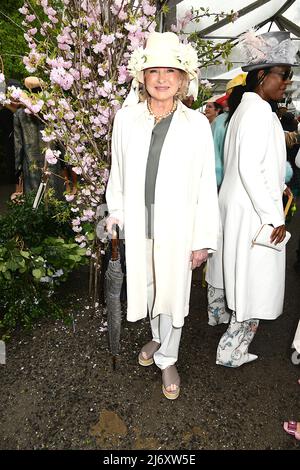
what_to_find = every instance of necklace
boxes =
[147,99,177,124]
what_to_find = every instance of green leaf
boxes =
[32,269,43,279]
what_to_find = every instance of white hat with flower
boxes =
[124,32,200,105]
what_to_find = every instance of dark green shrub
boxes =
[0,192,88,338]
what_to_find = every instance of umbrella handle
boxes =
[111,228,119,261]
[284,193,293,218]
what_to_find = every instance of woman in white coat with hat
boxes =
[106,32,219,399]
[206,30,298,367]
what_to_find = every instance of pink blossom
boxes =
[97,66,105,77]
[50,67,74,90]
[58,43,71,51]
[81,188,91,196]
[26,14,36,23]
[93,43,106,54]
[142,1,156,16]
[23,51,43,73]
[75,235,85,243]
[45,148,61,165]
[46,7,57,16]
[72,217,81,226]
[69,68,80,80]
[65,194,75,202]
[19,6,29,15]
[41,130,56,142]
[42,21,53,30]
[28,28,38,36]
[64,112,75,120]
[9,86,24,101]
[118,10,128,21]
[49,15,59,24]
[81,65,91,78]
[29,100,44,114]
[82,208,95,220]
[117,65,129,84]
[102,34,115,45]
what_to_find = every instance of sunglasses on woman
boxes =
[269,69,293,81]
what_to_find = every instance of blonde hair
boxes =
[285,131,298,148]
[139,70,189,102]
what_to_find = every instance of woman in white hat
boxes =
[106,32,219,399]
[206,31,298,367]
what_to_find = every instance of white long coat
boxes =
[206,92,287,322]
[106,100,219,327]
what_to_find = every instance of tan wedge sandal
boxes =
[138,340,160,366]
[162,365,180,400]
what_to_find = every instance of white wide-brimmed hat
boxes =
[239,30,298,72]
[128,32,199,83]
[124,32,200,104]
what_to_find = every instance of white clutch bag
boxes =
[252,224,291,251]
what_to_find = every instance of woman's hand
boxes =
[270,225,286,244]
[106,216,120,234]
[190,249,208,270]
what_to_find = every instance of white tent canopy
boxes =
[177,0,297,38]
[172,0,300,110]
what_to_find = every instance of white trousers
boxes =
[146,239,182,370]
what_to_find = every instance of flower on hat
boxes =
[127,47,147,79]
[127,40,199,80]
[176,43,199,78]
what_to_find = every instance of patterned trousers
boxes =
[207,284,230,326]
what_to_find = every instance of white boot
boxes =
[216,312,259,368]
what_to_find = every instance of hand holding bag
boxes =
[251,193,293,251]
[252,224,291,251]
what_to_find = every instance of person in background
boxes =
[105,32,219,399]
[281,112,300,197]
[277,106,288,120]
[211,74,248,189]
[0,79,24,187]
[206,30,297,367]
[14,77,64,197]
[14,77,45,194]
[204,100,223,125]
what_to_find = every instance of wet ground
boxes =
[0,195,299,451]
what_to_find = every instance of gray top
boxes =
[145,113,174,238]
